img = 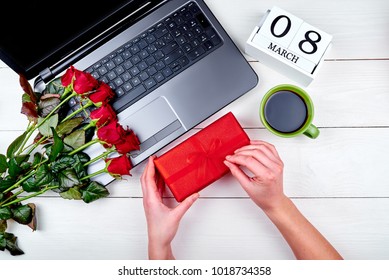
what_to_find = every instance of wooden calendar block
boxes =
[258,6,304,48]
[245,6,333,86]
[289,22,333,64]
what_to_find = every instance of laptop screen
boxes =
[0,0,155,79]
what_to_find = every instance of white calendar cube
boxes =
[245,6,332,86]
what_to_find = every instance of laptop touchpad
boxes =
[119,97,182,153]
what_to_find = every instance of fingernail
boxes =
[226,155,231,160]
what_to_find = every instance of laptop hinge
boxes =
[39,67,54,83]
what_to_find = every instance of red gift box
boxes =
[154,112,250,202]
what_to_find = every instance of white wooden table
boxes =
[1,0,389,260]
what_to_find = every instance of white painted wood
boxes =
[2,128,389,199]
[0,197,388,260]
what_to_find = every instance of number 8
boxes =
[299,30,321,54]
[270,15,321,55]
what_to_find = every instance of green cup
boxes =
[260,84,320,139]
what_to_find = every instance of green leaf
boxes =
[38,114,59,137]
[7,132,27,158]
[58,169,81,189]
[49,128,64,162]
[22,177,40,192]
[56,117,84,137]
[45,77,65,96]
[3,232,24,255]
[60,187,82,200]
[81,181,109,203]
[0,220,7,233]
[12,204,33,225]
[73,161,87,178]
[0,207,13,220]
[0,154,8,173]
[22,164,53,192]
[8,158,23,178]
[32,152,44,166]
[0,177,16,192]
[51,155,76,173]
[34,164,54,186]
[38,96,60,117]
[0,233,5,251]
[64,129,85,149]
[73,152,90,164]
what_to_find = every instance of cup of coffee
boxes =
[260,84,319,139]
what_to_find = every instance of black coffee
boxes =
[264,90,307,133]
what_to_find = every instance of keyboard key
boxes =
[138,61,148,71]
[162,42,179,55]
[162,67,173,77]
[114,77,124,87]
[123,61,133,70]
[164,49,183,65]
[113,85,146,111]
[139,72,149,81]
[145,78,157,89]
[107,71,117,80]
[123,83,133,92]
[188,46,205,60]
[154,73,165,82]
[115,65,125,75]
[131,77,142,87]
[121,72,131,81]
[154,61,165,70]
[147,66,157,76]
[130,66,140,76]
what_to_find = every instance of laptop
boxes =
[0,0,258,185]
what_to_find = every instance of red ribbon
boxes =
[186,138,224,183]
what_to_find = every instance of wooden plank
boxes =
[0,197,387,259]
[205,0,389,59]
[123,127,389,198]
[196,59,389,129]
[2,128,389,198]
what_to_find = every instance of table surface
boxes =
[1,0,389,260]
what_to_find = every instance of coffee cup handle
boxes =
[303,124,320,139]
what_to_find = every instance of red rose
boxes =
[73,69,99,94]
[61,65,76,87]
[89,82,115,105]
[115,130,141,154]
[97,120,126,146]
[90,104,117,127]
[105,155,133,176]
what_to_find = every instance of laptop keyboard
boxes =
[81,1,222,113]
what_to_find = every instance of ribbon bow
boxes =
[186,138,225,183]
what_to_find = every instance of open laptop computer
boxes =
[0,0,258,185]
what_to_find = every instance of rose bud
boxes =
[105,155,133,177]
[61,65,76,87]
[88,82,115,106]
[97,120,126,147]
[115,130,141,154]
[90,104,117,127]
[72,68,99,94]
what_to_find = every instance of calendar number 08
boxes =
[270,15,321,55]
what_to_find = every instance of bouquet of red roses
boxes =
[0,66,140,255]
